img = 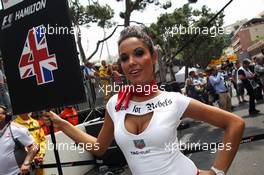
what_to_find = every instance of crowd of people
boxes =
[82,59,125,104]
[185,55,264,114]
[82,53,264,117]
[82,60,124,81]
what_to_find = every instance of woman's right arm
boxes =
[43,110,114,156]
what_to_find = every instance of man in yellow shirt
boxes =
[99,60,111,102]
[99,60,108,77]
[15,113,47,175]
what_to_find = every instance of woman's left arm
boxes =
[183,99,245,174]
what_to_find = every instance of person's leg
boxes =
[234,84,242,103]
[237,95,241,104]
[223,93,232,112]
[255,86,263,101]
[238,84,246,102]
[222,93,228,111]
[218,93,225,110]
[208,94,214,106]
[247,88,256,113]
[241,94,245,101]
[203,92,209,104]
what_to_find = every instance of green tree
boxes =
[69,0,114,63]
[234,25,239,30]
[149,4,228,80]
[85,0,173,62]
[117,0,172,27]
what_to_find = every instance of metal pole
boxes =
[49,122,63,175]
[0,0,4,10]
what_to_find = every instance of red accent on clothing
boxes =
[115,80,157,111]
[60,107,79,126]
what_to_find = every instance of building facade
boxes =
[231,18,264,58]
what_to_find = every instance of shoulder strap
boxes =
[8,123,24,148]
[9,123,17,143]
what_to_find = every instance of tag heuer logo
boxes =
[133,139,146,149]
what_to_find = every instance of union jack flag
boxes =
[18,25,58,85]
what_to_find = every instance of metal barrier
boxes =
[75,75,129,123]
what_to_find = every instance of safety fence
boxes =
[55,75,130,123]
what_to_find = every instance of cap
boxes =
[242,58,251,64]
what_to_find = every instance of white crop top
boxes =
[106,91,197,175]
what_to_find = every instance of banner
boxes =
[1,0,23,10]
[208,59,221,67]
[0,0,86,114]
[227,55,238,62]
[208,55,238,67]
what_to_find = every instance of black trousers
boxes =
[255,86,263,100]
[245,85,256,112]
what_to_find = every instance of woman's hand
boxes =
[20,164,30,175]
[42,111,66,128]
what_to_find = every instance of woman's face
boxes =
[119,37,157,85]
